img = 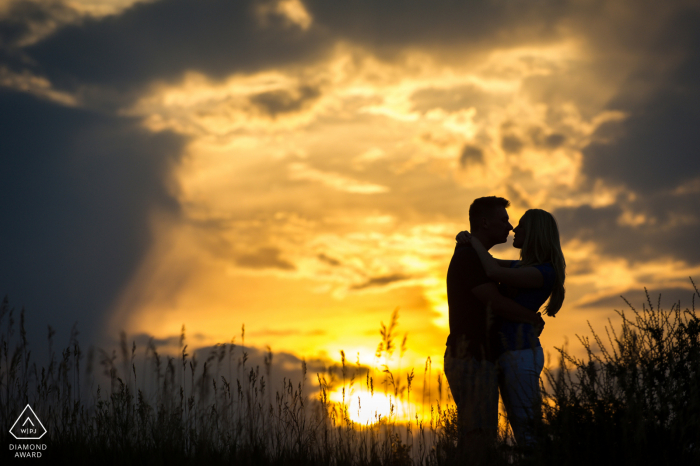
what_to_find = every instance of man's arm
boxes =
[472,282,545,330]
[494,259,514,268]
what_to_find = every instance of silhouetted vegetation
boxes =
[532,279,700,466]
[1,281,699,465]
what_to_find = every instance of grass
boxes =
[532,279,700,465]
[1,280,699,465]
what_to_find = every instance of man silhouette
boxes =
[444,196,544,445]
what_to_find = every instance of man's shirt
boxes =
[446,243,496,361]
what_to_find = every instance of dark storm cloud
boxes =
[554,204,620,241]
[554,188,700,263]
[0,0,79,76]
[16,0,588,98]
[23,0,327,93]
[0,0,78,47]
[582,11,700,193]
[561,10,700,265]
[305,0,568,53]
[0,89,185,349]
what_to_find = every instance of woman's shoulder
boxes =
[533,263,556,284]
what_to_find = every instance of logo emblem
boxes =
[9,405,47,440]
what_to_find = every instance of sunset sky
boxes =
[2,0,700,408]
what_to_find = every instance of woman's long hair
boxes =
[518,209,566,316]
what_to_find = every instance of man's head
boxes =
[469,196,512,247]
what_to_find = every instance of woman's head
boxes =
[513,209,560,253]
[514,209,566,316]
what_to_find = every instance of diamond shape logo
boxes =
[9,405,46,440]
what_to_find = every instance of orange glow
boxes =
[100,25,700,372]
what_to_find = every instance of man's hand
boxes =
[456,230,472,244]
[534,312,545,336]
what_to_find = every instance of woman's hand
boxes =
[456,230,472,244]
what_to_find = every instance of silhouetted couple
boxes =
[444,196,566,452]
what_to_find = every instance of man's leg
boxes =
[444,352,499,441]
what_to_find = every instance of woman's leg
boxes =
[498,346,545,446]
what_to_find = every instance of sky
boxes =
[2,0,700,419]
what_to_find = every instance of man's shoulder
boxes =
[448,244,486,281]
[451,244,480,263]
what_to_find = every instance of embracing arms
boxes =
[456,231,544,288]
[471,282,545,334]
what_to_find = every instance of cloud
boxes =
[553,188,700,263]
[501,134,524,154]
[351,274,411,290]
[248,328,327,337]
[317,253,340,266]
[459,145,483,167]
[554,204,620,242]
[236,247,295,270]
[11,0,606,99]
[505,185,531,209]
[542,133,566,149]
[95,332,331,399]
[0,0,79,47]
[250,84,321,117]
[3,0,699,367]
[304,0,569,54]
[288,162,390,194]
[582,10,700,193]
[579,286,698,310]
[544,8,700,266]
[411,84,504,115]
[0,89,185,347]
[129,331,207,349]
[24,0,327,93]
